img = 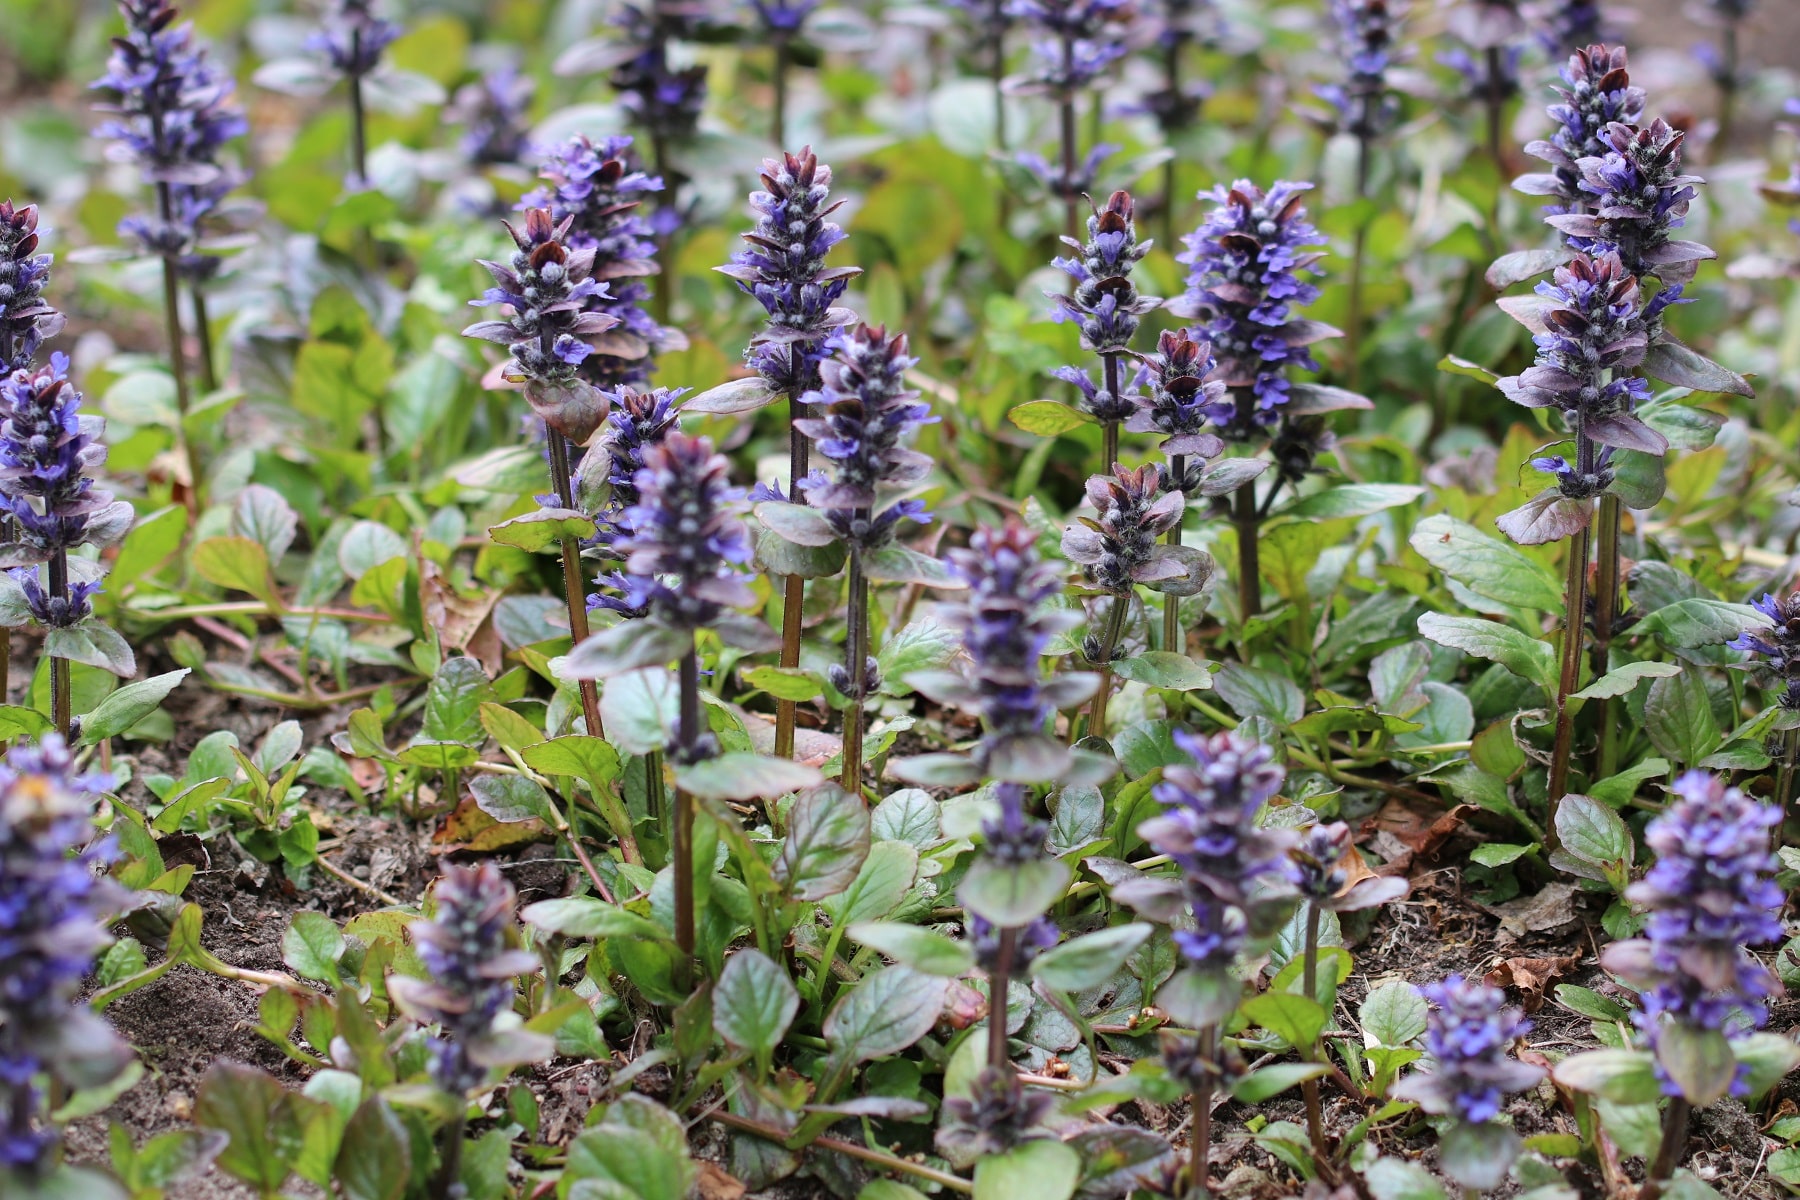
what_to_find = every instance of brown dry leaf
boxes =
[1363,798,1474,872]
[1484,952,1581,1011]
[420,558,499,658]
[348,756,387,793]
[738,708,841,769]
[434,793,550,853]
[1479,882,1579,941]
[694,1163,747,1200]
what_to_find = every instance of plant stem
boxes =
[348,36,368,183]
[1776,728,1799,823]
[989,0,1007,150]
[840,545,868,792]
[1715,23,1739,158]
[1548,514,1592,823]
[1233,480,1261,623]
[649,126,673,328]
[988,926,1017,1071]
[1483,47,1506,178]
[775,392,810,760]
[546,430,605,739]
[647,748,667,861]
[1641,1098,1690,1200]
[190,282,218,395]
[433,1111,466,1200]
[1100,351,1122,471]
[1081,593,1129,741]
[1346,137,1371,393]
[1591,492,1622,780]
[49,550,69,738]
[1160,37,1182,252]
[773,33,790,149]
[706,1110,974,1194]
[673,649,700,992]
[1058,34,1080,242]
[1163,453,1186,653]
[1189,1026,1215,1200]
[1301,901,1327,1164]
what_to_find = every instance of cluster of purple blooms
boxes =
[1519,44,1646,220]
[0,204,61,377]
[1602,772,1782,1091]
[307,0,400,81]
[1173,181,1328,435]
[1006,0,1131,95]
[1394,976,1542,1124]
[1127,328,1228,473]
[1438,0,1525,104]
[587,387,685,620]
[1317,0,1403,145]
[794,325,936,553]
[0,354,135,570]
[720,149,860,401]
[1538,0,1610,53]
[1062,465,1186,600]
[1137,730,1292,969]
[464,209,618,393]
[0,737,130,1174]
[388,861,539,1096]
[1052,191,1159,426]
[609,0,710,147]
[523,135,668,388]
[1732,593,1800,710]
[448,66,537,167]
[749,0,822,35]
[610,433,756,635]
[92,0,247,270]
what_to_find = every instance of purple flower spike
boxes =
[794,324,936,551]
[1174,180,1328,435]
[306,0,401,80]
[616,432,756,632]
[523,135,669,388]
[1061,465,1186,597]
[388,861,542,1096]
[1317,0,1403,142]
[0,736,129,1174]
[0,202,63,376]
[464,209,618,392]
[449,66,537,166]
[750,0,822,34]
[1517,44,1645,218]
[1007,0,1132,94]
[0,354,136,560]
[1730,592,1800,710]
[1602,772,1783,1096]
[1052,190,1159,358]
[719,148,861,400]
[587,386,685,619]
[1395,976,1543,1123]
[607,2,710,146]
[1538,1,1611,53]
[1127,328,1229,463]
[1137,729,1293,968]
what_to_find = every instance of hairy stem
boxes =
[1591,492,1622,779]
[706,1110,973,1193]
[775,393,810,759]
[190,282,218,395]
[1715,23,1739,157]
[1776,728,1798,823]
[988,926,1017,1071]
[433,1111,466,1200]
[989,0,1007,149]
[1483,47,1505,178]
[546,430,605,739]
[840,545,869,792]
[1083,592,1130,741]
[49,549,69,738]
[1233,480,1261,624]
[1163,453,1186,653]
[1346,137,1372,394]
[1160,38,1181,251]
[673,648,700,991]
[348,37,368,183]
[1189,1026,1215,1200]
[1548,514,1592,823]
[1641,1097,1690,1200]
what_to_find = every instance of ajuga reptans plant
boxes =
[1733,593,1800,812]
[1007,0,1131,237]
[1052,189,1157,472]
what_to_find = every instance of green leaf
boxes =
[1365,1156,1450,1200]
[598,668,678,756]
[477,701,543,755]
[863,546,960,587]
[1232,1062,1331,1104]
[487,508,597,553]
[1644,670,1721,766]
[192,535,282,609]
[847,921,975,976]
[1657,1023,1737,1108]
[1470,842,1535,867]
[1417,613,1556,693]
[1588,757,1670,807]
[1212,662,1304,723]
[519,897,669,943]
[1551,793,1632,879]
[1360,979,1427,1046]
[562,621,692,679]
[1438,1121,1520,1193]
[1571,660,1682,700]
[333,1097,410,1200]
[741,665,826,701]
[1242,991,1329,1050]
[675,753,822,801]
[712,949,799,1063]
[1556,984,1630,1022]
[1110,651,1213,691]
[419,656,492,746]
[521,736,621,791]
[1551,1048,1663,1104]
[1283,484,1424,520]
[112,504,189,585]
[1031,925,1151,992]
[565,1095,695,1200]
[1008,399,1096,437]
[1730,1032,1800,1097]
[76,669,189,745]
[876,619,961,697]
[281,912,344,986]
[337,521,406,578]
[1156,967,1242,1028]
[957,856,1071,927]
[823,840,919,926]
[1409,514,1564,612]
[824,966,951,1062]
[1640,341,1755,396]
[195,1062,311,1194]
[46,621,137,677]
[469,773,556,825]
[1635,599,1767,648]
[777,786,871,901]
[973,1139,1079,1200]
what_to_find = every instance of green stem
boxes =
[840,545,868,792]
[1189,1026,1215,1200]
[775,391,809,760]
[49,550,69,738]
[1591,492,1622,780]
[989,0,1007,150]
[433,1111,466,1200]
[1483,47,1506,180]
[546,429,604,739]
[673,648,700,991]
[706,1110,973,1194]
[1301,901,1326,1164]
[1233,479,1260,624]
[647,748,667,865]
[1082,593,1130,741]
[1548,513,1592,831]
[1776,728,1798,824]
[348,39,368,183]
[190,282,218,395]
[1163,453,1186,653]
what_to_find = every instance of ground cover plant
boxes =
[1,0,1800,1197]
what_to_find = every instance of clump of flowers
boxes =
[1139,730,1294,968]
[587,387,685,620]
[1732,593,1800,710]
[1007,0,1131,96]
[614,433,757,635]
[1495,251,1658,543]
[308,0,399,80]
[1317,0,1404,149]
[1062,465,1188,600]
[524,135,669,389]
[1052,191,1159,451]
[1173,181,1328,434]
[0,736,131,1175]
[1602,772,1783,1082]
[608,1,710,150]
[448,66,536,167]
[1128,327,1228,472]
[390,861,545,1097]
[1538,0,1610,53]
[1518,44,1645,218]
[0,202,61,376]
